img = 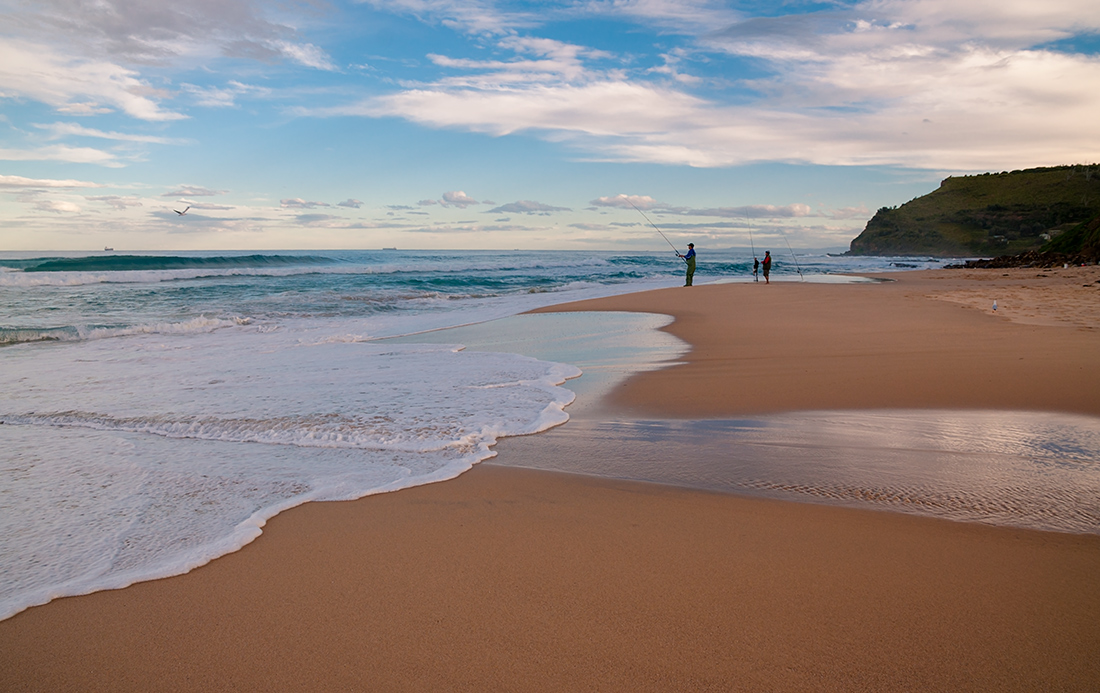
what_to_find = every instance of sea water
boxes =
[0,248,943,620]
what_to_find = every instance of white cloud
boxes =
[0,40,185,122]
[487,200,571,214]
[180,84,240,109]
[294,213,341,225]
[369,46,1099,168]
[688,204,813,218]
[185,202,236,211]
[55,102,114,116]
[0,0,337,136]
[0,144,122,166]
[868,0,1100,49]
[358,0,538,35]
[35,199,82,213]
[440,190,480,207]
[86,195,144,209]
[180,81,272,108]
[592,196,813,219]
[35,122,185,144]
[824,205,872,220]
[368,81,705,136]
[337,199,364,208]
[581,0,741,34]
[648,48,704,85]
[364,0,740,38]
[12,0,337,69]
[164,185,228,197]
[281,198,331,209]
[0,174,101,189]
[323,1,1100,171]
[591,194,669,210]
[274,41,338,71]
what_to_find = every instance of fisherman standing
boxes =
[761,250,771,284]
[678,243,696,286]
[753,256,759,282]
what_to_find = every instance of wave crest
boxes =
[0,316,244,347]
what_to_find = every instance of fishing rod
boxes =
[747,226,758,281]
[627,199,682,258]
[778,229,805,281]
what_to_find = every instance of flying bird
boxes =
[174,206,190,216]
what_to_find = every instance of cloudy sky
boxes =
[1,0,1097,251]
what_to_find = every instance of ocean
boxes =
[0,248,1076,621]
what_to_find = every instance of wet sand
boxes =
[2,267,1099,691]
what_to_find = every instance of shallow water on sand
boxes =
[430,312,1100,535]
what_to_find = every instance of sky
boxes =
[1,0,1098,252]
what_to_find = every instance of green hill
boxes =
[847,165,1100,257]
[1043,212,1100,257]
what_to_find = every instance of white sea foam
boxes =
[0,326,579,621]
[0,316,244,346]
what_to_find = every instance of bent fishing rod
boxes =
[627,200,683,259]
[747,226,758,281]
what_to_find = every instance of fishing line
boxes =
[778,229,805,281]
[627,200,681,257]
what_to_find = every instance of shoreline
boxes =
[2,267,1099,690]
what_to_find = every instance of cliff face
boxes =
[848,165,1100,257]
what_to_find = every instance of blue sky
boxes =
[1,0,1097,251]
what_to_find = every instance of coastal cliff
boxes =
[848,165,1100,257]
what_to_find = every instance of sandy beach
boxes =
[2,266,1099,691]
[532,266,1100,417]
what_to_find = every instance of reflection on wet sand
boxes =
[492,411,1100,535]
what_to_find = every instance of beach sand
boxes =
[2,267,1099,691]
[531,266,1100,417]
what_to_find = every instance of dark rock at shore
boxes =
[947,250,1100,269]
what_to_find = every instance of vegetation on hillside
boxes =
[847,165,1100,257]
[1043,212,1100,258]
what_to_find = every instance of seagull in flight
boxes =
[174,206,190,216]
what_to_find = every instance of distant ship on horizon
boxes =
[382,247,397,251]
[104,247,114,252]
